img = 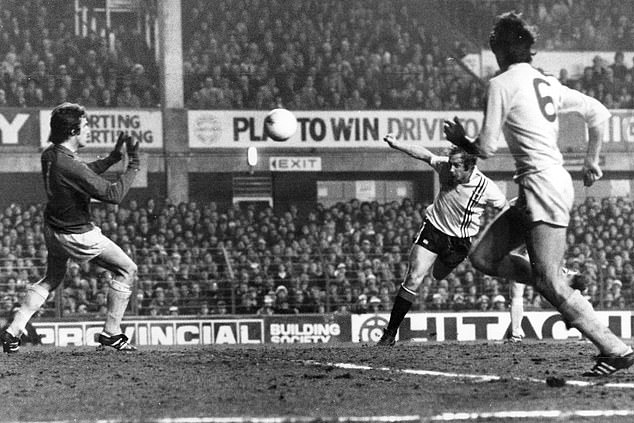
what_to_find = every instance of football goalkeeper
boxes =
[1,102,140,353]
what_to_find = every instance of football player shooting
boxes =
[0,102,141,353]
[377,134,507,346]
[443,12,633,376]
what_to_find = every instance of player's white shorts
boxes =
[516,165,573,227]
[45,224,115,261]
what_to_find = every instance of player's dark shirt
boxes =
[41,144,138,234]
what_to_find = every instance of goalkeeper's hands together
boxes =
[117,132,140,170]
[126,136,140,170]
[109,132,127,161]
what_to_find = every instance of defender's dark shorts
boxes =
[414,219,472,269]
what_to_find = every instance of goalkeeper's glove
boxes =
[109,132,127,160]
[126,136,140,170]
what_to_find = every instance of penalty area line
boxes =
[301,360,634,389]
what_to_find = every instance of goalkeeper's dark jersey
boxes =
[41,144,137,234]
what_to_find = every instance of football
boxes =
[264,108,298,141]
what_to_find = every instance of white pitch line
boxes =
[302,360,634,389]
[13,410,634,423]
[430,409,634,421]
[8,417,423,423]
[155,418,422,423]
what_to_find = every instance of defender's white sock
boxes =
[104,279,132,335]
[510,297,524,338]
[559,290,630,356]
[7,284,49,337]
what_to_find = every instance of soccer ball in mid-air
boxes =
[264,108,297,141]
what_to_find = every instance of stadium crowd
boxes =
[0,195,632,318]
[0,0,158,108]
[180,0,634,112]
[454,0,634,52]
[0,0,632,112]
[478,1,634,108]
[182,0,483,111]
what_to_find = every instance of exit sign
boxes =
[269,157,322,171]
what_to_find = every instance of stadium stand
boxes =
[0,1,632,318]
[179,0,634,112]
[5,0,627,111]
[440,0,634,51]
[559,52,634,109]
[181,0,484,110]
[0,197,632,317]
[437,0,634,107]
[1,0,628,111]
[0,0,159,108]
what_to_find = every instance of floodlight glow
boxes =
[247,146,258,167]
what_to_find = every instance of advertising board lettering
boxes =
[0,113,29,144]
[39,109,163,149]
[33,319,264,346]
[269,322,341,343]
[189,110,479,149]
[351,311,632,342]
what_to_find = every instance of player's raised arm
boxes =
[86,132,126,174]
[383,133,440,165]
[62,155,138,205]
[62,135,140,205]
[444,81,506,159]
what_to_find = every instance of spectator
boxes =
[149,287,170,315]
[116,86,141,108]
[256,295,275,315]
[368,296,382,313]
[611,51,629,80]
[476,295,490,311]
[76,87,98,108]
[214,300,229,315]
[492,295,507,311]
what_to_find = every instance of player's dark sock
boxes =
[385,285,417,335]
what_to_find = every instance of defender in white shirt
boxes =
[444,12,633,376]
[377,134,507,346]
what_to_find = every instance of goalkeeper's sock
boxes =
[559,289,630,356]
[385,285,417,335]
[104,279,132,335]
[7,284,49,337]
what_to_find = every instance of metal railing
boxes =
[0,247,629,318]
